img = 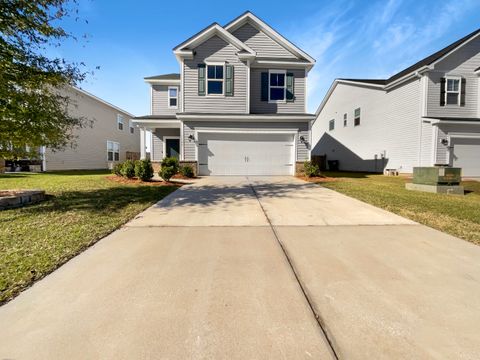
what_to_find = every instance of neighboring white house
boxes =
[40,87,139,171]
[132,11,316,176]
[312,28,480,177]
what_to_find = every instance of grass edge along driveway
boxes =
[317,172,480,246]
[0,171,177,304]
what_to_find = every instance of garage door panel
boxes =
[198,133,294,176]
[452,137,480,177]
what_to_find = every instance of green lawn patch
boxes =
[0,171,177,303]
[318,172,480,246]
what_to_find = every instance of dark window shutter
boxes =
[261,72,268,101]
[460,78,466,106]
[440,77,446,106]
[225,65,234,96]
[286,72,294,102]
[198,64,206,96]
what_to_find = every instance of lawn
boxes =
[0,171,177,303]
[317,172,480,245]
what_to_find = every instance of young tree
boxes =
[0,0,90,159]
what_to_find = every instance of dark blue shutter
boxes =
[261,72,268,101]
[198,64,206,96]
[460,78,466,106]
[440,77,446,106]
[225,65,234,96]
[286,72,294,102]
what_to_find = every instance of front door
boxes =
[165,138,180,159]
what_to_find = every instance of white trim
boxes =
[176,114,314,122]
[448,132,480,139]
[107,140,120,162]
[224,12,315,64]
[163,136,180,159]
[268,69,287,103]
[205,63,225,96]
[167,86,179,109]
[384,66,430,90]
[117,114,124,131]
[304,69,308,113]
[444,76,462,106]
[150,86,153,115]
[252,60,312,70]
[421,75,428,117]
[430,120,480,125]
[432,125,438,165]
[180,120,184,161]
[71,86,135,118]
[246,60,251,114]
[181,59,185,113]
[144,79,181,85]
[174,23,256,57]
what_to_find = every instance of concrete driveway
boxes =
[1,176,480,359]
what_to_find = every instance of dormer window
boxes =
[168,86,179,108]
[206,64,224,95]
[269,69,286,102]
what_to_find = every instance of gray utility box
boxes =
[412,167,461,185]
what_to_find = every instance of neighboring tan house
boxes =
[16,87,139,172]
[132,11,316,176]
[312,28,480,177]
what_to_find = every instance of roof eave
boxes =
[385,65,431,90]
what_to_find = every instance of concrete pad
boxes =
[249,176,415,226]
[278,225,480,359]
[128,177,269,227]
[0,226,335,360]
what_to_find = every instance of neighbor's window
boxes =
[168,86,179,108]
[117,114,124,131]
[107,141,120,161]
[129,120,134,134]
[269,70,286,102]
[354,108,361,126]
[207,64,224,95]
[445,77,461,105]
[343,113,347,127]
[329,119,335,131]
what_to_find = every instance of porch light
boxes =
[441,139,449,146]
[300,136,306,143]
[188,134,195,141]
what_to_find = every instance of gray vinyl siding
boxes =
[250,68,306,113]
[151,128,180,161]
[231,23,297,59]
[434,123,480,164]
[312,79,424,173]
[182,121,309,162]
[183,35,247,113]
[152,85,181,115]
[45,87,139,171]
[426,36,480,118]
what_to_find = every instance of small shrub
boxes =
[304,160,320,178]
[112,163,123,176]
[120,160,135,178]
[159,157,179,181]
[135,159,154,181]
[179,165,194,178]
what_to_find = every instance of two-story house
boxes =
[312,28,480,177]
[132,11,316,176]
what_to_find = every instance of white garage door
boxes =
[452,137,480,177]
[198,132,295,176]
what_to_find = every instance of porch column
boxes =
[140,127,146,160]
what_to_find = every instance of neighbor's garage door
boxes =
[452,137,480,177]
[198,133,294,176]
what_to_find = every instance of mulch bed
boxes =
[106,175,180,186]
[172,174,198,180]
[296,175,338,183]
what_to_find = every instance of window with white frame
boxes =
[107,141,120,161]
[354,108,361,126]
[206,64,224,95]
[445,77,461,105]
[329,119,335,131]
[269,69,286,102]
[117,114,124,131]
[129,120,134,134]
[168,86,179,108]
[343,113,347,127]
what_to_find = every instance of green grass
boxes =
[0,171,177,303]
[318,172,480,245]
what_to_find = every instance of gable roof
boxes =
[173,22,255,56]
[224,11,315,64]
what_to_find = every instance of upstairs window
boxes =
[168,86,179,108]
[107,141,120,161]
[117,114,124,131]
[343,113,347,127]
[329,119,335,131]
[446,77,461,105]
[269,70,286,102]
[207,64,224,95]
[354,108,361,126]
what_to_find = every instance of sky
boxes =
[55,0,480,115]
